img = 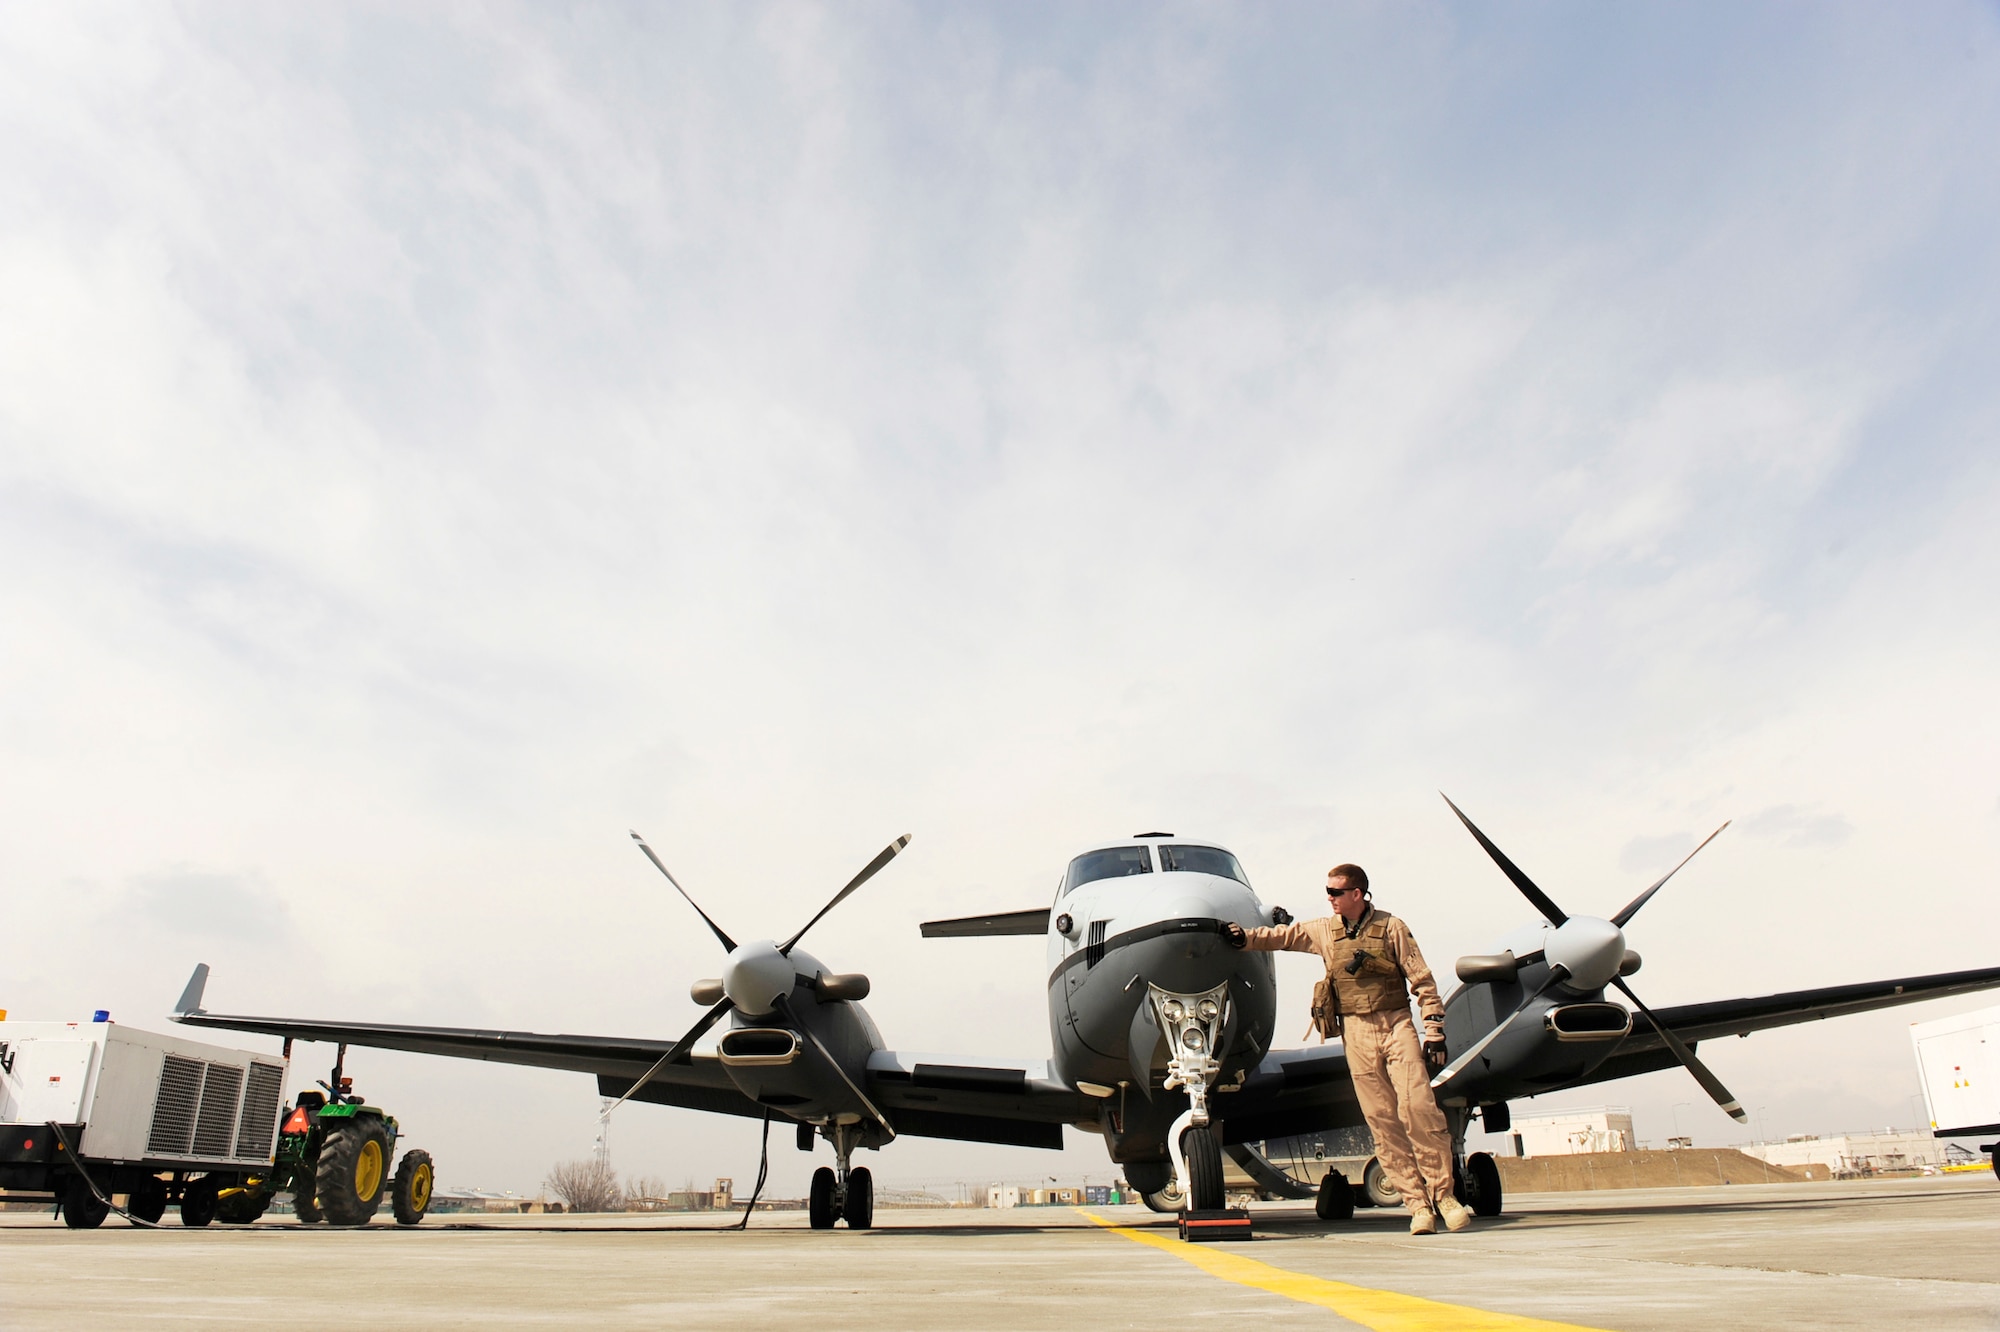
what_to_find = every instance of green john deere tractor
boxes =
[217,1045,435,1227]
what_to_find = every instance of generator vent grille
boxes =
[233,1063,286,1160]
[147,1056,204,1156]
[192,1063,245,1158]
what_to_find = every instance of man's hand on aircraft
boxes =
[1423,1038,1448,1071]
[1223,922,1247,948]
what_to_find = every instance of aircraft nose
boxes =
[723,941,794,1015]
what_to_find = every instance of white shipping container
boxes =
[1909,1004,2000,1138]
[0,1021,290,1167]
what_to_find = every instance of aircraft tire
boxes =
[808,1167,837,1229]
[1462,1152,1503,1217]
[842,1166,874,1229]
[1142,1183,1185,1213]
[1183,1126,1224,1212]
[60,1175,109,1229]
[1315,1170,1354,1222]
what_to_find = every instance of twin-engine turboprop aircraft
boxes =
[173,801,2000,1227]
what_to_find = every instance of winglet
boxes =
[174,963,211,1017]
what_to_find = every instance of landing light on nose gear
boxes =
[1152,981,1231,1212]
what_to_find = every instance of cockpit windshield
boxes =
[1063,846,1154,893]
[1158,844,1249,885]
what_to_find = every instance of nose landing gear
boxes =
[1151,981,1231,1213]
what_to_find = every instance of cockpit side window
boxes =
[1062,846,1155,894]
[1157,844,1249,886]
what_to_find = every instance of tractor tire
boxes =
[1182,1126,1224,1213]
[61,1175,109,1229]
[127,1176,168,1225]
[180,1176,219,1228]
[316,1121,390,1226]
[1460,1152,1504,1217]
[217,1184,271,1225]
[808,1167,837,1230]
[842,1166,874,1230]
[1315,1170,1355,1222]
[392,1150,435,1226]
[1362,1157,1400,1208]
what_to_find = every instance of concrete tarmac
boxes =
[1,1174,1993,1330]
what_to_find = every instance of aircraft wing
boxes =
[862,1051,1092,1148]
[172,1002,757,1120]
[1563,963,2000,1092]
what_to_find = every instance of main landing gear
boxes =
[806,1121,873,1230]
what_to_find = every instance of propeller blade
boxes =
[1431,965,1570,1090]
[1611,975,1747,1123]
[600,997,735,1118]
[1610,821,1731,928]
[778,834,912,955]
[1441,794,1569,926]
[631,831,737,952]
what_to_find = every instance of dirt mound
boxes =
[1492,1148,1822,1192]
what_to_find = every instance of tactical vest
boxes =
[1306,908,1410,1039]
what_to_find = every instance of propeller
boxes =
[1434,796,1746,1123]
[601,831,912,1119]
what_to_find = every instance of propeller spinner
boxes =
[1433,796,1743,1123]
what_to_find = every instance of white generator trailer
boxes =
[0,1019,289,1227]
[1909,1003,1999,1178]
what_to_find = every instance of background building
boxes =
[1508,1106,1635,1157]
[1743,1131,1949,1176]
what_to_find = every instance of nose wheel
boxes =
[806,1123,874,1230]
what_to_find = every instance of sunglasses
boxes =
[1327,885,1361,898]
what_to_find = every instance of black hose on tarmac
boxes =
[734,1108,773,1230]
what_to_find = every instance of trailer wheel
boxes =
[1362,1157,1400,1208]
[392,1150,435,1226]
[293,1172,323,1224]
[128,1176,168,1225]
[61,1175,109,1229]
[317,1121,389,1226]
[180,1176,219,1228]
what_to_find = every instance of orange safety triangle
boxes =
[283,1107,310,1134]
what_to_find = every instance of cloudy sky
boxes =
[4,4,1997,1197]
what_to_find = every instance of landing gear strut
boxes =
[806,1121,874,1230]
[1150,981,1230,1213]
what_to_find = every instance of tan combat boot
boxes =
[1408,1207,1437,1236]
[1437,1197,1474,1232]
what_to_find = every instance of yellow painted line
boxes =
[1078,1211,1612,1332]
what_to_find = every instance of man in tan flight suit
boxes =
[1225,863,1472,1235]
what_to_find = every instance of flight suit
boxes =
[1238,906,1455,1214]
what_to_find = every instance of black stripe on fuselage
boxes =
[1047,917,1229,987]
